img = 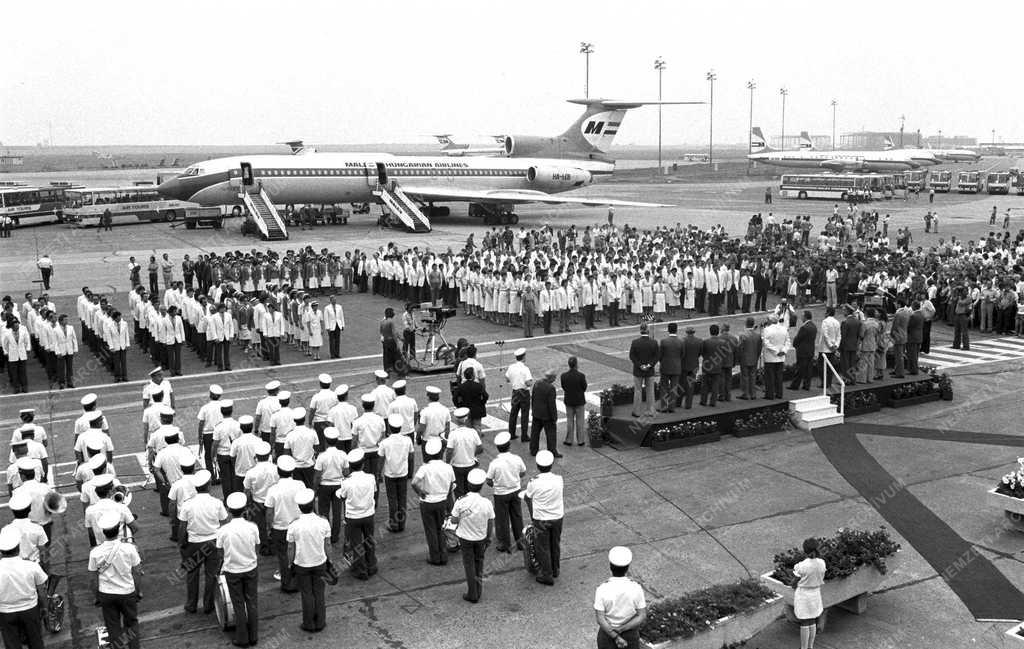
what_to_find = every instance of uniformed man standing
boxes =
[524,450,564,586]
[352,395,386,483]
[450,468,494,603]
[229,415,261,496]
[264,456,302,592]
[411,438,455,566]
[287,489,331,632]
[416,386,451,459]
[2,493,48,566]
[242,441,277,556]
[12,461,53,544]
[328,385,358,452]
[485,432,526,553]
[196,385,224,478]
[307,374,337,448]
[313,428,347,544]
[446,408,482,498]
[336,448,378,580]
[379,415,413,533]
[167,456,197,544]
[178,470,227,614]
[0,526,48,649]
[213,400,241,498]
[88,512,143,649]
[594,546,647,649]
[254,381,282,446]
[217,492,260,647]
[505,348,533,440]
[285,408,317,488]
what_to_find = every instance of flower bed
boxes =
[762,528,901,622]
[587,411,609,449]
[640,579,782,649]
[732,408,792,438]
[888,379,940,407]
[650,420,720,451]
[831,390,880,417]
[601,383,661,409]
[989,458,1024,531]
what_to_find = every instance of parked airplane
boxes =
[158,98,701,229]
[882,136,981,163]
[748,127,938,171]
[434,134,505,156]
[799,131,814,150]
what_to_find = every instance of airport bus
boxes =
[930,170,953,192]
[63,187,198,226]
[986,172,1011,194]
[957,170,984,193]
[0,186,67,226]
[778,174,871,200]
[856,174,896,200]
[904,170,928,192]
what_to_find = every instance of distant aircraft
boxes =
[159,98,703,229]
[882,136,981,163]
[799,131,814,150]
[749,127,938,171]
[433,134,505,156]
[92,151,118,168]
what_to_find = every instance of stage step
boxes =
[794,411,845,431]
[789,395,833,413]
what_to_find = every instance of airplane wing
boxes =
[399,185,671,208]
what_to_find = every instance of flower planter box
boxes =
[888,392,940,408]
[1004,621,1024,645]
[760,553,900,628]
[641,595,783,649]
[986,488,1024,532]
[843,403,882,417]
[589,436,605,449]
[733,424,788,438]
[651,432,721,451]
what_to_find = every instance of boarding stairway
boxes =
[374,182,432,233]
[241,187,288,240]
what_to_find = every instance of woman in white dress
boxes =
[792,537,826,649]
[508,273,523,326]
[683,273,696,317]
[496,272,511,326]
[653,277,667,319]
[306,301,324,360]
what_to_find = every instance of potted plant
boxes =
[761,527,901,625]
[650,419,720,450]
[733,408,792,438]
[986,458,1024,531]
[930,369,953,401]
[832,390,880,417]
[888,380,940,407]
[587,411,607,449]
[640,579,783,649]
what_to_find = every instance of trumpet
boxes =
[44,491,67,515]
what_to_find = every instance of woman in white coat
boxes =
[792,537,826,649]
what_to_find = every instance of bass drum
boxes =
[214,574,235,631]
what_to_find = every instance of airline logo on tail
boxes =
[883,136,896,150]
[799,131,814,150]
[580,110,627,150]
[750,127,772,153]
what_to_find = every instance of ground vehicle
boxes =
[855,173,896,200]
[778,174,871,200]
[64,187,198,226]
[1011,168,1024,195]
[957,171,985,193]
[0,186,66,225]
[183,206,226,229]
[930,170,953,192]
[904,170,928,192]
[892,172,907,190]
[986,172,1011,194]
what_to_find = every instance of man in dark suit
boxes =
[628,324,660,417]
[559,357,588,445]
[718,323,739,402]
[838,305,863,384]
[737,318,762,399]
[789,311,817,390]
[681,326,703,409]
[906,301,924,375]
[753,266,770,312]
[657,323,684,413]
[529,369,561,457]
[699,324,725,407]
[890,299,911,378]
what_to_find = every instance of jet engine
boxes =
[504,135,553,157]
[526,165,592,190]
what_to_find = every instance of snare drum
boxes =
[214,574,235,631]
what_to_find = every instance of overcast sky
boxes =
[3,1,1021,147]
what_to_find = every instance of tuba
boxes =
[44,490,67,515]
[111,484,132,506]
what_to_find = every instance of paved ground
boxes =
[2,163,1024,649]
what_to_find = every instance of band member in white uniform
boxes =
[88,512,143,649]
[178,470,227,614]
[449,468,494,603]
[287,488,331,632]
[0,527,48,649]
[594,546,646,649]
[217,492,260,647]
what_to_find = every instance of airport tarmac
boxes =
[2,163,1024,649]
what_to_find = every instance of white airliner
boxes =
[882,136,981,163]
[158,99,701,227]
[747,127,939,171]
[433,134,505,156]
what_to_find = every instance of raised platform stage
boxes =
[605,371,945,448]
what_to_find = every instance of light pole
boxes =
[830,99,837,151]
[746,79,756,174]
[654,57,666,173]
[992,128,996,147]
[706,70,716,166]
[779,87,788,149]
[938,129,942,149]
[579,42,594,98]
[899,114,905,148]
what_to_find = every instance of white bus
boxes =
[63,187,198,226]
[778,174,871,200]
[0,186,67,225]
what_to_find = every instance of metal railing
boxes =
[822,354,845,415]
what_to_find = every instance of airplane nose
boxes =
[157,176,184,200]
